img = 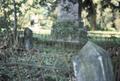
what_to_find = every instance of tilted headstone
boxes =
[72,41,114,81]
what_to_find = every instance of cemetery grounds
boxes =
[0,30,120,81]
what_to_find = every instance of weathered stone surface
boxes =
[57,0,79,21]
[73,41,114,81]
[24,28,33,50]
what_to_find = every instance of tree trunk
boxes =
[78,0,82,20]
[89,0,97,30]
[13,0,17,41]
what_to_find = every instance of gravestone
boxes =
[72,41,114,81]
[52,0,88,43]
[57,0,79,21]
[24,28,33,50]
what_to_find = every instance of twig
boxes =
[0,62,62,70]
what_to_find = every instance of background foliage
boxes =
[0,0,120,32]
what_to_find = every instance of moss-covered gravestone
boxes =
[24,28,33,50]
[72,41,114,81]
[52,0,87,44]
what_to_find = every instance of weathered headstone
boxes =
[24,28,33,50]
[57,0,79,21]
[52,0,88,42]
[72,41,114,81]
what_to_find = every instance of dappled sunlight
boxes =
[30,27,51,35]
[88,31,120,38]
[0,0,120,81]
